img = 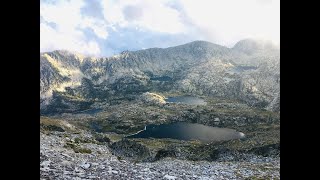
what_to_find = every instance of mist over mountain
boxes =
[40,39,280,114]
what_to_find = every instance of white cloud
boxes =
[40,23,101,55]
[131,0,185,34]
[100,0,126,26]
[101,0,186,34]
[40,0,104,55]
[181,0,280,46]
[80,17,108,39]
[40,0,280,56]
[99,0,279,45]
[40,0,84,33]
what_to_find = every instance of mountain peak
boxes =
[182,40,226,48]
[232,38,278,54]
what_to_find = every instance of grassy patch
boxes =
[40,117,67,132]
[74,137,95,144]
[63,142,92,154]
[74,147,92,154]
[105,134,125,142]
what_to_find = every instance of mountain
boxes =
[232,38,279,55]
[40,39,280,114]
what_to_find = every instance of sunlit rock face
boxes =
[140,92,166,105]
[40,39,279,114]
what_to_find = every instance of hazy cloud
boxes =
[180,0,280,47]
[123,5,144,21]
[40,0,280,56]
[81,0,104,20]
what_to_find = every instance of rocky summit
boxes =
[40,39,280,179]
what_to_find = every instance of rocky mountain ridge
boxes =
[40,39,280,114]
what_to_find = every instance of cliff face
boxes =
[40,39,280,114]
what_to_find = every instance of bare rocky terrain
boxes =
[40,39,280,179]
[40,39,279,114]
[40,130,279,180]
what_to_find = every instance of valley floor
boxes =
[40,132,280,180]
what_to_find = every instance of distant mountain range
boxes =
[40,39,280,114]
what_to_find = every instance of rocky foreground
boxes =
[40,130,279,180]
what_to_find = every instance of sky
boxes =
[40,0,280,57]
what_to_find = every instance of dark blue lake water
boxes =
[127,122,245,143]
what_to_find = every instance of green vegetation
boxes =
[74,147,92,154]
[40,117,67,132]
[74,137,95,144]
[63,142,92,154]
